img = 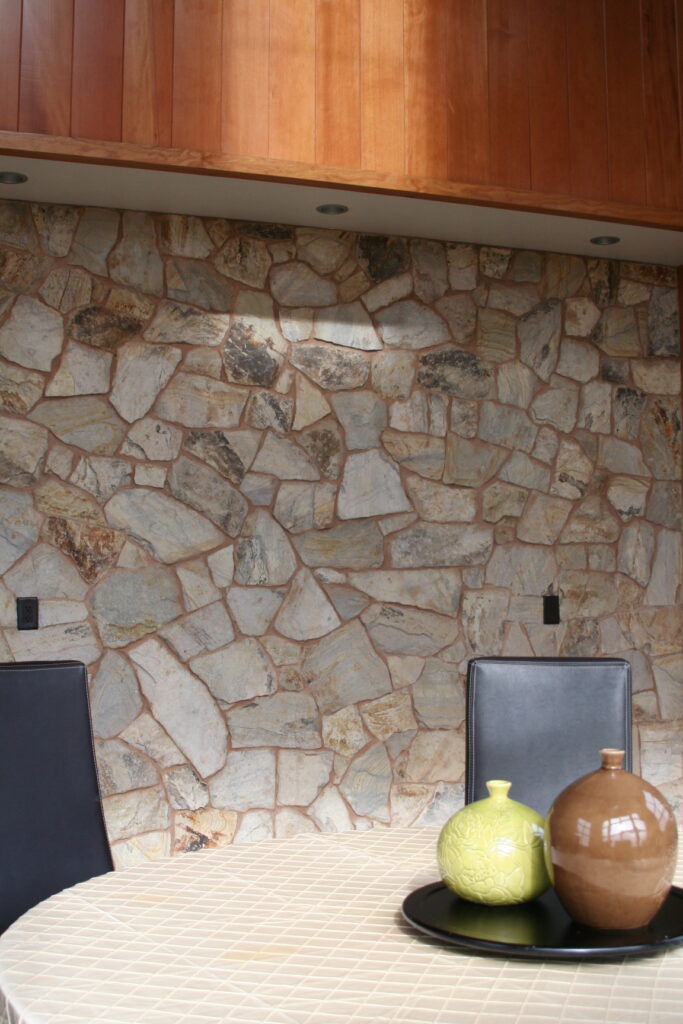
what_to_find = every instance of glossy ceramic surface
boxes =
[545,748,678,930]
[437,780,550,906]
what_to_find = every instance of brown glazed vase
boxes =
[545,748,678,930]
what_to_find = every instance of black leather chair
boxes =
[0,661,113,934]
[465,657,632,817]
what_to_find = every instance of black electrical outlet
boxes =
[543,594,560,625]
[16,597,39,630]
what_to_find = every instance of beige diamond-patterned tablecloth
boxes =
[1,826,682,1024]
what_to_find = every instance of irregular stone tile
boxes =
[292,374,331,430]
[617,278,651,305]
[113,831,170,866]
[293,521,384,571]
[291,341,369,390]
[130,638,227,777]
[233,809,274,844]
[31,204,78,257]
[4,541,88,600]
[479,401,537,451]
[274,568,341,641]
[0,356,44,415]
[191,637,275,707]
[306,619,392,715]
[159,214,213,258]
[621,262,675,287]
[134,463,166,487]
[279,307,313,344]
[516,493,572,544]
[70,455,132,501]
[322,705,368,757]
[404,475,475,523]
[390,523,493,568]
[578,380,611,433]
[0,295,63,370]
[183,428,258,484]
[648,287,679,356]
[92,565,182,647]
[205,544,234,589]
[96,738,159,796]
[627,607,682,658]
[107,286,155,322]
[0,489,40,573]
[273,481,335,534]
[168,455,248,536]
[495,365,536,411]
[160,601,234,661]
[6,621,100,664]
[543,253,585,298]
[321,583,370,621]
[308,785,353,832]
[443,242,475,289]
[405,730,464,783]
[67,304,143,352]
[362,691,417,742]
[109,211,163,296]
[485,544,557,593]
[646,481,681,530]
[239,472,276,505]
[110,340,180,423]
[103,786,169,842]
[641,396,681,480]
[121,417,182,462]
[519,300,561,380]
[606,475,649,520]
[277,749,334,806]
[556,339,600,382]
[382,430,445,479]
[45,444,74,480]
[145,301,230,347]
[530,385,578,433]
[506,249,542,282]
[413,660,464,728]
[313,301,380,351]
[0,247,52,293]
[598,435,650,476]
[631,359,680,395]
[339,744,391,821]
[90,651,143,739]
[614,386,646,439]
[560,571,619,619]
[0,413,47,484]
[297,228,350,274]
[105,488,224,562]
[561,496,621,543]
[328,391,385,450]
[461,588,509,653]
[338,449,411,520]
[564,297,600,337]
[357,234,409,284]
[361,271,412,314]
[225,586,282,635]
[370,350,414,400]
[559,619,600,656]
[375,299,449,350]
[617,519,656,588]
[67,207,119,274]
[645,529,680,606]
[166,765,209,812]
[594,307,641,356]
[45,516,123,583]
[251,432,320,480]
[207,749,276,812]
[45,340,112,397]
[234,509,297,584]
[444,435,507,487]
[487,282,538,317]
[479,246,510,278]
[653,655,683,721]
[389,391,428,433]
[30,396,125,454]
[270,261,336,306]
[482,481,527,522]
[589,545,616,572]
[177,560,220,611]
[213,236,271,289]
[501,621,535,657]
[154,372,247,428]
[183,346,223,379]
[245,391,292,434]
[477,308,516,363]
[121,712,184,768]
[222,330,280,390]
[0,200,39,250]
[227,691,320,749]
[550,438,593,499]
[418,347,494,399]
[499,451,551,491]
[163,258,234,314]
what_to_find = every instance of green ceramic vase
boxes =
[437,780,550,906]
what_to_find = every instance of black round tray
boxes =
[402,882,683,960]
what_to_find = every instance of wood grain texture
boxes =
[404,0,448,179]
[19,0,74,135]
[222,0,269,158]
[487,0,531,190]
[604,0,647,206]
[72,0,125,141]
[360,0,405,174]
[315,0,361,168]
[172,0,223,152]
[123,0,174,147]
[446,0,489,184]
[0,0,22,131]
[566,0,609,200]
[527,0,570,194]
[679,0,683,208]
[640,0,682,209]
[269,0,316,163]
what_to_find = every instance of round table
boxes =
[1,826,682,1024]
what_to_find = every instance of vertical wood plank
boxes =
[123,0,174,147]
[527,0,570,194]
[360,0,405,174]
[0,0,22,131]
[315,0,361,168]
[446,0,489,184]
[269,0,316,163]
[487,0,531,190]
[404,0,449,179]
[172,0,223,152]
[72,0,125,141]
[565,0,609,199]
[19,0,74,135]
[641,0,682,209]
[604,0,647,205]
[679,0,683,208]
[222,0,270,157]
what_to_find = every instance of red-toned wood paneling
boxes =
[123,0,174,148]
[641,0,683,209]
[19,0,74,136]
[172,0,223,152]
[222,0,269,158]
[360,0,405,174]
[71,0,125,141]
[566,0,609,200]
[315,0,361,169]
[604,0,648,206]
[527,0,570,194]
[0,0,22,131]
[268,0,316,164]
[446,0,489,185]
[405,0,449,179]
[487,0,531,190]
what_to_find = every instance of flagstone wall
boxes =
[0,199,680,866]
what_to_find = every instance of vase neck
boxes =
[486,780,512,800]
[600,748,625,771]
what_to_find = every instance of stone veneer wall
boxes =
[0,199,681,866]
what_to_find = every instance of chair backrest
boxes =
[466,657,632,817]
[0,661,113,934]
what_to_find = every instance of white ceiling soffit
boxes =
[0,155,682,266]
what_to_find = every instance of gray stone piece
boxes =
[30,396,126,454]
[499,452,551,492]
[306,619,392,715]
[478,401,537,452]
[497,363,537,408]
[5,541,88,600]
[155,368,248,429]
[252,432,320,480]
[168,455,249,537]
[247,391,293,434]
[120,712,184,769]
[331,391,386,449]
[227,691,320,749]
[557,338,600,381]
[92,566,182,647]
[641,397,681,480]
[339,744,391,822]
[418,347,494,398]
[0,413,47,485]
[376,299,449,350]
[105,488,224,562]
[436,293,476,346]
[234,510,298,585]
[277,749,333,807]
[413,660,465,729]
[183,428,258,483]
[271,262,337,306]
[90,651,143,739]
[298,423,343,479]
[159,214,213,258]
[68,207,119,275]
[485,544,557,594]
[446,242,477,289]
[314,301,380,351]
[110,341,181,422]
[274,568,341,640]
[0,488,40,573]
[291,342,369,390]
[0,295,63,370]
[0,356,44,415]
[165,765,208,811]
[598,436,650,477]
[226,586,284,635]
[646,481,682,530]
[477,308,516,363]
[145,301,231,346]
[293,520,384,569]
[109,211,163,296]
[410,238,448,304]
[516,493,572,545]
[560,496,621,543]
[70,455,133,502]
[390,523,493,568]
[166,257,236,311]
[530,385,578,434]
[122,416,182,462]
[96,738,159,797]
[191,637,275,706]
[160,601,234,661]
[273,481,335,533]
[404,475,476,523]
[648,287,679,356]
[6,621,100,664]
[361,603,458,656]
[46,340,112,398]
[209,749,276,811]
[338,449,412,520]
[519,300,561,380]
[444,435,507,487]
[382,429,445,479]
[645,529,680,606]
[103,786,169,843]
[0,200,39,250]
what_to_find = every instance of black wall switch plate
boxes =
[543,594,560,625]
[16,597,39,630]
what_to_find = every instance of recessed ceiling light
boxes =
[316,203,349,215]
[0,171,28,185]
[590,235,620,246]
